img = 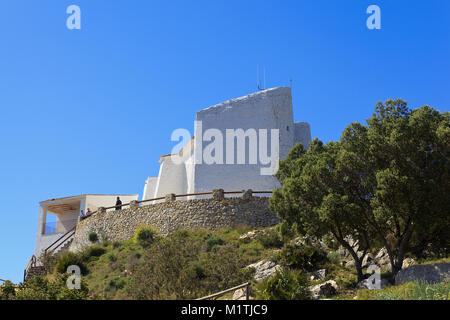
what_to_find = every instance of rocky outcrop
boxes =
[402,257,416,269]
[246,260,282,281]
[308,280,339,299]
[395,263,450,285]
[292,236,326,249]
[239,230,265,241]
[309,269,326,281]
[373,248,391,271]
[232,288,248,300]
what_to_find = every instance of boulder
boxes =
[292,236,326,248]
[232,288,247,300]
[373,247,391,271]
[362,254,374,268]
[338,236,368,261]
[308,280,338,299]
[402,258,416,269]
[395,263,450,285]
[309,269,326,281]
[344,259,355,268]
[246,260,282,281]
[240,230,264,241]
[374,247,388,261]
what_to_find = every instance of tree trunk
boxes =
[340,240,366,282]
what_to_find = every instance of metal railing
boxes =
[196,282,250,300]
[44,225,76,254]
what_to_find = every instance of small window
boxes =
[286,126,290,131]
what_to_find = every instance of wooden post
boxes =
[129,200,140,210]
[165,194,176,202]
[245,283,249,300]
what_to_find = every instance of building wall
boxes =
[153,158,187,198]
[192,87,295,193]
[35,232,66,257]
[142,87,311,199]
[69,195,280,252]
[294,122,311,149]
[142,177,158,200]
[56,209,79,231]
[35,204,74,256]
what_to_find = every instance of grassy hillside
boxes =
[2,224,448,300]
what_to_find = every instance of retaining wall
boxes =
[69,191,280,252]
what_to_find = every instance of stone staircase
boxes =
[24,266,46,281]
[24,237,74,282]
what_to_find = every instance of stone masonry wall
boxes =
[69,191,280,252]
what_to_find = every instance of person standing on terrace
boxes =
[115,197,122,210]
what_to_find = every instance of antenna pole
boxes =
[257,64,260,90]
[263,66,266,90]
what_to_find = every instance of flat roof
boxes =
[197,87,289,114]
[40,194,139,204]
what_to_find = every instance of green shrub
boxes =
[134,225,157,247]
[112,241,121,249]
[255,269,311,300]
[107,276,127,290]
[37,250,59,274]
[102,240,111,247]
[205,235,224,251]
[107,252,117,262]
[327,251,342,265]
[0,281,16,300]
[12,275,89,300]
[129,237,251,299]
[278,244,328,271]
[88,232,99,243]
[81,245,107,262]
[55,251,87,275]
[257,230,284,249]
[278,221,296,242]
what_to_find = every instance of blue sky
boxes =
[0,1,448,283]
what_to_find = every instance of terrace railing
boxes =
[44,225,77,254]
[80,189,273,220]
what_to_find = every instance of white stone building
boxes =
[142,87,311,200]
[33,86,310,257]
